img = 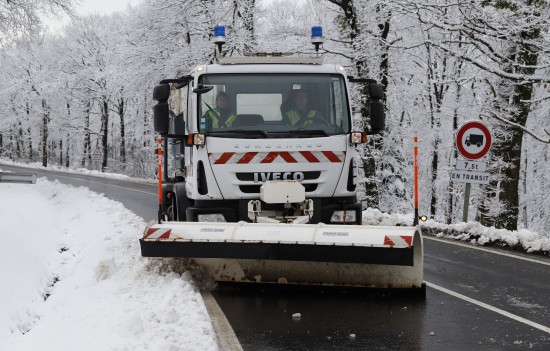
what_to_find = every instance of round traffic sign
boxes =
[456,121,492,160]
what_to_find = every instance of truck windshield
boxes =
[198,74,350,138]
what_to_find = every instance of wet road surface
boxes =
[3,163,549,350]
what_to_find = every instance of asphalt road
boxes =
[2,163,549,350]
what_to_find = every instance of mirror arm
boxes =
[193,85,214,94]
[159,76,192,85]
[165,133,187,139]
[347,76,376,84]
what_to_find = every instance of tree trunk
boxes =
[41,99,49,167]
[143,91,150,148]
[27,127,32,161]
[425,38,448,220]
[478,30,538,231]
[100,97,109,172]
[26,102,32,161]
[378,5,391,94]
[59,139,63,166]
[65,134,70,167]
[82,100,91,167]
[118,97,127,168]
[332,0,381,208]
[233,0,256,52]
[447,87,460,224]
[16,121,23,159]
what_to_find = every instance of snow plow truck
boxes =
[140,26,424,291]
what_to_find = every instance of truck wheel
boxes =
[174,183,193,221]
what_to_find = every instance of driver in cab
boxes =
[282,89,324,127]
[203,92,237,129]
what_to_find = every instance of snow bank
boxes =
[0,179,217,351]
[362,208,550,254]
[362,207,414,227]
[422,220,550,254]
[0,158,155,184]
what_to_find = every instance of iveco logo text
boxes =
[253,172,304,183]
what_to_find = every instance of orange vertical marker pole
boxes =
[157,136,163,223]
[413,137,419,226]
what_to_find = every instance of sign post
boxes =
[453,121,492,222]
[91,147,103,171]
[463,183,471,223]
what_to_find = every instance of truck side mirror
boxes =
[369,100,385,134]
[153,83,170,134]
[154,103,169,134]
[369,83,384,100]
[153,84,170,102]
[368,83,385,134]
[193,84,214,94]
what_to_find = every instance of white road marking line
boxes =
[424,236,550,266]
[201,291,243,351]
[38,172,158,196]
[79,178,157,195]
[426,281,550,335]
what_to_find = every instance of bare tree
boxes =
[0,0,75,45]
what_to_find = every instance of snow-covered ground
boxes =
[363,208,550,255]
[2,161,549,350]
[3,158,548,255]
[0,158,154,184]
[0,178,218,351]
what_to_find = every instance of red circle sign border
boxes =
[456,121,492,160]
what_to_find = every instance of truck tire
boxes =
[174,183,193,221]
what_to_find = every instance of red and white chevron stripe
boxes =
[144,227,172,239]
[384,235,413,247]
[208,151,345,164]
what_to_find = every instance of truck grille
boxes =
[236,171,321,194]
[240,184,318,193]
[235,171,320,181]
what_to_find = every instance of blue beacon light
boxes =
[214,25,226,54]
[214,25,226,43]
[311,26,324,52]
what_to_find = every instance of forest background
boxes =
[1,0,549,234]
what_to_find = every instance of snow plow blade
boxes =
[140,221,423,289]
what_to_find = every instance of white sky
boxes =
[44,0,141,32]
[74,0,141,15]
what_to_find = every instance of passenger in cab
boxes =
[203,92,237,129]
[282,89,324,127]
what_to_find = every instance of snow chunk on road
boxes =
[362,208,413,226]
[0,179,217,351]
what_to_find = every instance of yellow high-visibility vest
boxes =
[286,110,319,126]
[207,110,237,128]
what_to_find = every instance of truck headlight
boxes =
[330,210,356,223]
[350,132,367,144]
[186,133,205,146]
[198,213,226,222]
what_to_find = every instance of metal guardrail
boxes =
[0,172,37,184]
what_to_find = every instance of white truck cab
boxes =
[152,33,385,226]
[141,28,424,293]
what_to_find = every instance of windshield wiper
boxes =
[288,129,328,137]
[207,129,268,138]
